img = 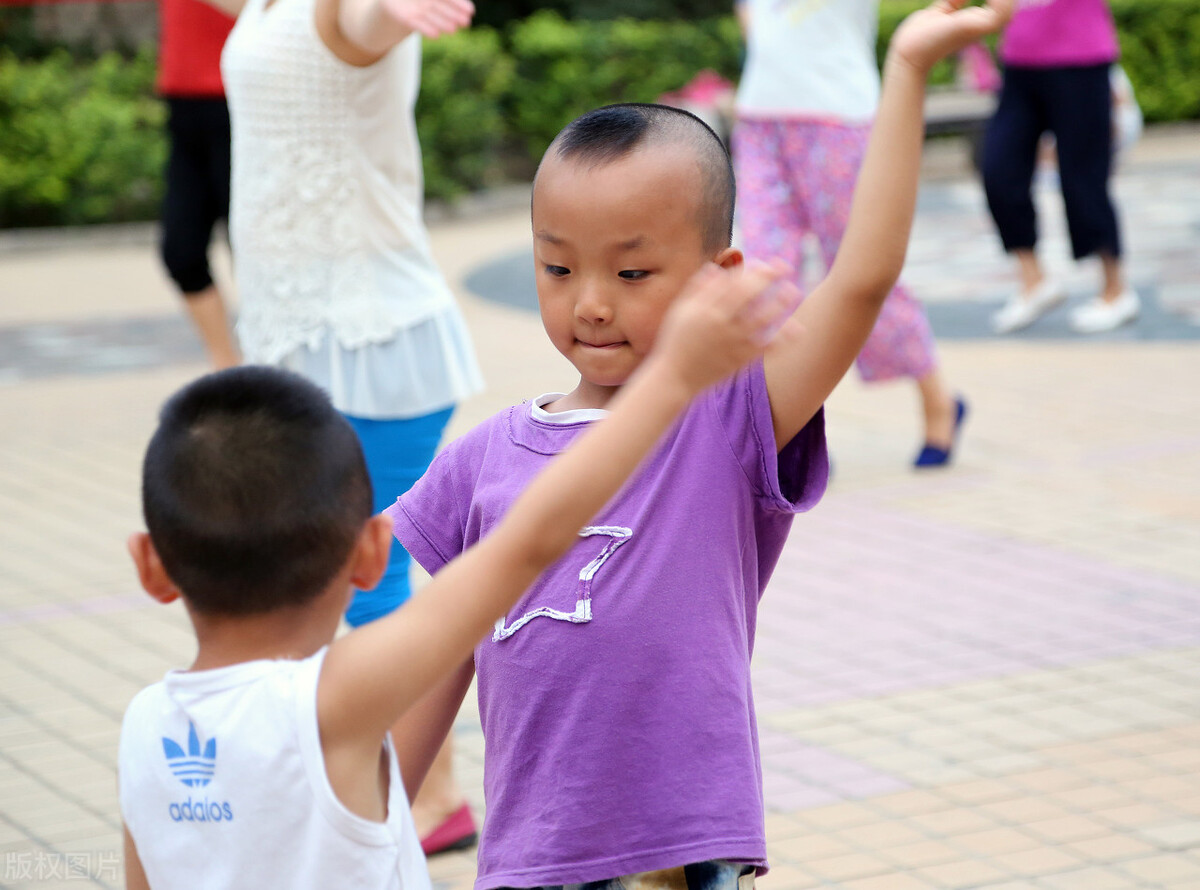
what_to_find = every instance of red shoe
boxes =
[420,803,478,856]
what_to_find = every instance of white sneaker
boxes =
[1069,289,1141,333]
[991,279,1067,334]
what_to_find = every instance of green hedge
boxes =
[876,0,1200,121]
[508,12,740,159]
[1111,0,1200,122]
[2,2,1199,226]
[0,47,165,227]
[416,27,514,199]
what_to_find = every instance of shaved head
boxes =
[538,103,736,254]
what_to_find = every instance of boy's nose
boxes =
[574,283,613,324]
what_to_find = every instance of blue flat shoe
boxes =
[913,397,967,469]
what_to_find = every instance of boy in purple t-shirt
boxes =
[388,4,1013,889]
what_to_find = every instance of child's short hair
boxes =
[141,366,373,616]
[546,103,736,254]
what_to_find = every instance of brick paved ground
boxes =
[1,129,1197,890]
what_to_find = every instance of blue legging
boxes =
[343,407,454,628]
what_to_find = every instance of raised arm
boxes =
[391,657,475,801]
[763,0,1013,449]
[193,0,472,60]
[318,262,798,758]
[315,0,473,65]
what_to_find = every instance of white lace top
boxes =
[221,0,482,418]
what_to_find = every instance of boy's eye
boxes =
[544,265,570,277]
[618,270,649,281]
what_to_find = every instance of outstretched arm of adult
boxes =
[316,0,474,66]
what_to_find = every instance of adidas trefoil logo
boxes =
[162,721,216,788]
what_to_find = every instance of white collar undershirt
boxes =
[530,393,609,425]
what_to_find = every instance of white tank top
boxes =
[736,0,880,123]
[221,0,459,364]
[119,649,431,890]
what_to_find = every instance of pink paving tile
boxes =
[754,498,1200,715]
[759,731,911,811]
[0,592,146,627]
[766,786,843,811]
[750,496,1200,811]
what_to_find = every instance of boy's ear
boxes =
[128,533,181,604]
[713,247,744,269]
[348,515,394,592]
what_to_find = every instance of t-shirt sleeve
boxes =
[385,445,467,576]
[712,360,829,513]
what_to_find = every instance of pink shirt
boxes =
[1001,0,1119,68]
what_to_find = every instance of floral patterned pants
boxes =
[732,116,937,383]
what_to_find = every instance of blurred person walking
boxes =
[157,0,238,369]
[201,0,485,851]
[983,0,1136,334]
[732,0,966,469]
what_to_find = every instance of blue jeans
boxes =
[343,406,454,627]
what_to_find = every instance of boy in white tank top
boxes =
[118,262,799,889]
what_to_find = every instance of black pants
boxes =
[982,63,1121,260]
[159,97,232,295]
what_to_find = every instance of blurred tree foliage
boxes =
[1110,0,1200,122]
[0,4,147,60]
[471,0,730,29]
[416,27,516,198]
[0,47,165,227]
[0,9,45,58]
[508,11,740,159]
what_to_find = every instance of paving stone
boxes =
[1039,868,1143,890]
[841,873,940,890]
[771,833,857,863]
[1065,833,1159,864]
[804,851,894,883]
[1133,820,1200,851]
[914,857,1012,889]
[1116,852,1200,884]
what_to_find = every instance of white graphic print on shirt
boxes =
[492,525,632,641]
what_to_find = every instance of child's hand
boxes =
[889,0,1014,76]
[380,0,473,37]
[652,260,801,394]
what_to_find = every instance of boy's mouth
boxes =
[577,339,626,350]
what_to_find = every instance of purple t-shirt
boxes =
[1001,0,1119,68]
[389,362,828,890]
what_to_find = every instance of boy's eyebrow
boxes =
[534,231,648,250]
